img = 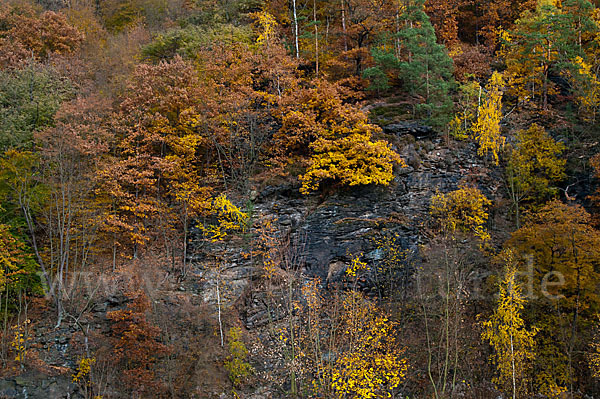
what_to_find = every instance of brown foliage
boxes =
[0,4,83,68]
[425,0,471,45]
[107,289,169,396]
[452,43,491,82]
[476,0,536,47]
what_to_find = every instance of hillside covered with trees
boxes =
[2,0,600,398]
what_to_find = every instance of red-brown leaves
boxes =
[107,290,169,395]
[0,5,82,69]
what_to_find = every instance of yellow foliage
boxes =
[570,56,600,122]
[507,200,600,396]
[472,71,505,165]
[251,217,280,278]
[345,255,368,277]
[506,123,565,225]
[72,357,96,383]
[300,132,404,194]
[299,114,405,193]
[481,250,537,398]
[0,224,30,293]
[451,80,481,140]
[224,327,253,387]
[430,185,491,242]
[10,319,30,364]
[498,4,561,108]
[276,81,404,194]
[327,292,408,398]
[253,11,278,46]
[199,194,248,242]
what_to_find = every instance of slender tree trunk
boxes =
[182,202,188,277]
[511,330,516,399]
[112,232,117,272]
[288,277,298,397]
[19,193,51,292]
[441,240,451,395]
[341,0,348,52]
[292,0,300,58]
[216,272,224,347]
[313,0,319,76]
[568,231,581,398]
[418,272,440,399]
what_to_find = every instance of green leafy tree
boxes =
[363,48,398,92]
[140,24,253,62]
[0,66,74,151]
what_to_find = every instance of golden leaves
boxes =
[300,134,404,194]
[199,194,249,242]
[430,185,492,242]
[253,12,278,47]
[472,71,505,165]
[327,292,408,398]
[481,250,537,397]
[274,80,404,194]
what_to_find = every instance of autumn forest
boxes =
[2,0,600,397]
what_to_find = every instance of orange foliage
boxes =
[97,56,208,255]
[425,0,468,45]
[195,41,298,185]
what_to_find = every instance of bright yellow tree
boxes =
[199,194,249,242]
[276,80,405,194]
[472,71,505,165]
[482,249,537,399]
[430,185,492,242]
[328,292,408,399]
[505,124,565,228]
[300,130,404,194]
[297,271,408,398]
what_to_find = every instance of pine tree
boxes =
[500,0,598,109]
[396,0,454,128]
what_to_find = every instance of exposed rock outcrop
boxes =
[188,135,503,329]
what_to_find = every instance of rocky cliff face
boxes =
[190,130,503,329]
[0,129,504,399]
